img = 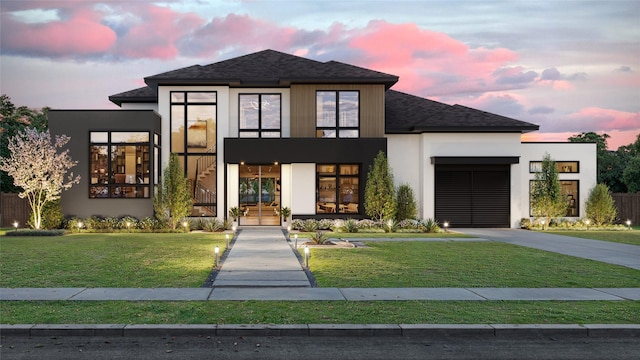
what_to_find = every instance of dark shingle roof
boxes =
[385,90,539,134]
[108,86,157,106]
[143,49,399,89]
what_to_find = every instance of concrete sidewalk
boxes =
[2,287,639,301]
[212,228,311,287]
[456,228,640,270]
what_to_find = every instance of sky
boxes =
[1,0,638,150]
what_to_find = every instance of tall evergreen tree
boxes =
[585,183,617,225]
[530,153,567,228]
[154,153,193,229]
[364,151,396,222]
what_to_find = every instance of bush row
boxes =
[289,218,443,233]
[64,216,232,233]
[520,217,630,231]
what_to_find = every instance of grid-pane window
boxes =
[316,164,359,214]
[239,94,281,138]
[89,131,153,198]
[316,91,359,138]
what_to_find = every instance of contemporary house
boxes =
[48,49,596,228]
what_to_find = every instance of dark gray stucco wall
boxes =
[48,110,161,219]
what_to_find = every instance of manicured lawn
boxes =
[545,229,640,246]
[1,301,638,324]
[307,242,640,288]
[0,233,225,288]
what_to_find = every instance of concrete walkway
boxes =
[456,228,640,270]
[212,228,311,288]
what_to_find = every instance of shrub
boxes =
[318,219,334,230]
[421,218,441,233]
[585,183,617,225]
[139,217,162,231]
[520,218,532,229]
[309,231,331,245]
[341,218,359,233]
[6,229,66,236]
[118,216,139,230]
[382,218,399,233]
[301,219,319,232]
[202,218,225,232]
[29,199,64,229]
[396,183,417,221]
[291,219,305,231]
[356,219,378,231]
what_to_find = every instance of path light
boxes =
[585,219,590,230]
[294,234,298,248]
[304,245,309,269]
[443,221,449,232]
[126,221,131,232]
[13,221,18,230]
[214,246,220,267]
[77,221,83,232]
[232,225,237,233]
[226,233,230,248]
[182,220,188,232]
[626,220,632,230]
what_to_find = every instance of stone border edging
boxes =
[1,324,638,338]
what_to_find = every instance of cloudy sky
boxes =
[1,0,638,149]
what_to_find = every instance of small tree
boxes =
[154,153,193,230]
[530,153,567,229]
[364,151,396,222]
[585,184,617,225]
[0,128,80,229]
[396,183,417,221]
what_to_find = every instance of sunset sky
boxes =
[1,0,638,149]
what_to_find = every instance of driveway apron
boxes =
[212,228,311,287]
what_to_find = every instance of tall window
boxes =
[171,91,217,216]
[316,91,359,138]
[89,131,152,198]
[529,180,579,217]
[239,94,281,137]
[316,164,359,214]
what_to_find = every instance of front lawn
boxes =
[545,230,640,246]
[307,241,640,288]
[0,233,225,288]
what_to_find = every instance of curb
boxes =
[2,324,638,338]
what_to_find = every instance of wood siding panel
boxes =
[290,84,385,138]
[1,192,30,227]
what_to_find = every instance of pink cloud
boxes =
[522,129,639,150]
[1,7,116,57]
[568,107,640,131]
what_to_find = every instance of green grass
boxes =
[545,229,640,245]
[1,301,638,324]
[0,233,225,288]
[307,231,473,238]
[308,242,640,288]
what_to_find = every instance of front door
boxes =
[239,164,281,225]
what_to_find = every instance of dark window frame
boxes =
[316,164,360,214]
[238,93,282,138]
[529,179,580,217]
[316,90,360,138]
[530,161,580,173]
[89,131,154,199]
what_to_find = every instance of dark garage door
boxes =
[435,165,510,227]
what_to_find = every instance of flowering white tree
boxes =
[0,128,80,229]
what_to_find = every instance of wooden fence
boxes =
[612,193,640,226]
[1,192,30,228]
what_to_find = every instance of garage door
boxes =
[435,165,510,227]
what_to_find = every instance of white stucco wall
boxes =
[291,163,316,215]
[520,142,597,220]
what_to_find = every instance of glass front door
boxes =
[239,164,281,226]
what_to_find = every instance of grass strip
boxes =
[544,230,640,246]
[1,301,638,325]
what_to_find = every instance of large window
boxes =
[239,94,281,138]
[529,180,579,217]
[171,91,217,216]
[316,164,359,214]
[316,91,359,138]
[530,161,579,173]
[89,131,152,198]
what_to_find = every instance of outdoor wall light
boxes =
[214,246,220,267]
[304,245,310,268]
[626,220,632,230]
[13,221,18,230]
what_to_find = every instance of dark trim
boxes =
[386,128,538,134]
[529,161,580,173]
[238,93,282,138]
[315,90,360,138]
[224,138,386,164]
[431,157,520,165]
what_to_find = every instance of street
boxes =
[1,335,637,359]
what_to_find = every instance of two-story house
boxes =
[48,49,596,228]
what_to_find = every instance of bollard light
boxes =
[13,221,18,230]
[126,221,131,232]
[77,221,83,232]
[214,246,220,267]
[626,220,632,230]
[226,233,230,248]
[585,219,590,230]
[294,234,298,248]
[443,221,449,232]
[304,245,309,269]
[287,225,291,233]
[232,225,237,233]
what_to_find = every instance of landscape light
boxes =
[232,225,237,233]
[226,233,230,248]
[214,246,220,267]
[13,221,18,230]
[626,220,632,230]
[585,219,590,230]
[183,221,188,232]
[294,234,298,248]
[443,221,449,232]
[126,221,131,232]
[304,246,309,268]
[77,221,83,232]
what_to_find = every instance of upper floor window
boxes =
[171,91,217,153]
[239,94,281,138]
[316,91,359,138]
[530,161,579,173]
[89,131,153,199]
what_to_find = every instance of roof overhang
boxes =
[431,156,520,165]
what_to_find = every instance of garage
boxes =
[434,158,516,228]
